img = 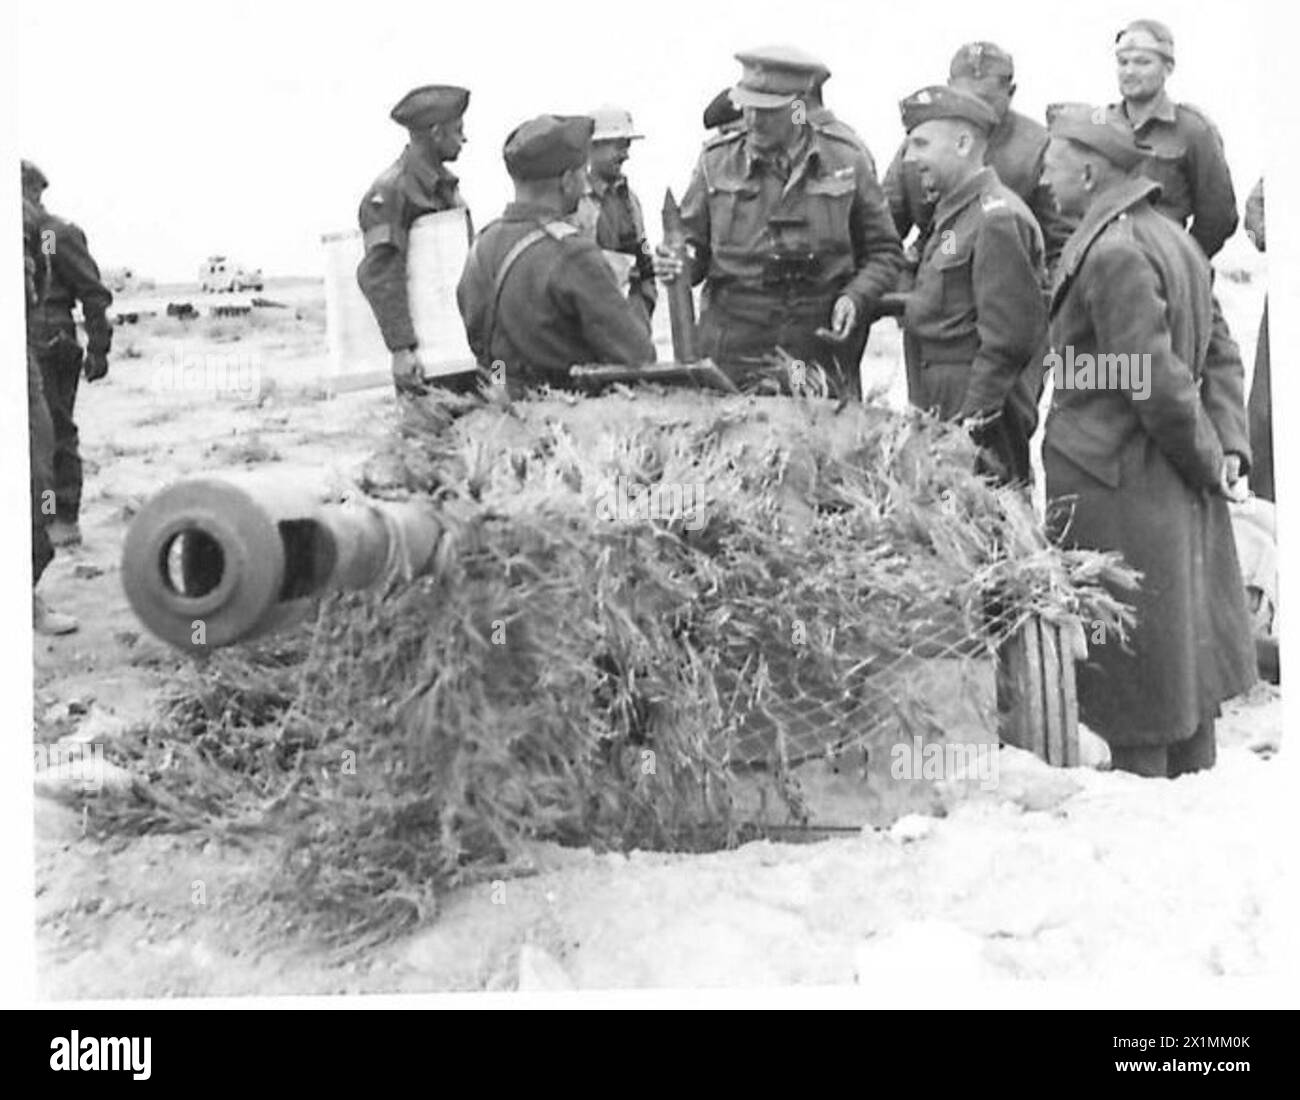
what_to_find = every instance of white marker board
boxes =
[321,208,475,382]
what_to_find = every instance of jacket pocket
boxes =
[708,179,761,245]
[1043,410,1126,489]
[931,242,974,317]
[804,175,855,252]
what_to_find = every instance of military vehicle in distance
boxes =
[199,254,263,293]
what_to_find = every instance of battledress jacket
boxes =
[456,201,655,389]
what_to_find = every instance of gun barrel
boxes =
[121,471,442,650]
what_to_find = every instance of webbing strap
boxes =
[475,225,550,363]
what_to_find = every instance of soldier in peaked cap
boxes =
[1040,107,1254,777]
[883,41,1073,273]
[456,115,655,396]
[1106,19,1237,258]
[656,45,903,398]
[572,106,657,325]
[357,84,474,396]
[896,85,1047,485]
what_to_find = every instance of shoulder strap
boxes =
[471,225,547,364]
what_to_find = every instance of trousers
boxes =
[28,346,55,583]
[36,336,85,523]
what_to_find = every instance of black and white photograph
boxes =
[5,0,1295,1028]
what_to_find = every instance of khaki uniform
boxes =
[678,126,903,395]
[575,174,656,321]
[902,166,1046,482]
[456,201,655,393]
[356,145,470,350]
[30,209,112,526]
[24,199,55,582]
[1105,93,1238,259]
[883,108,1073,269]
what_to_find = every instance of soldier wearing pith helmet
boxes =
[1106,19,1238,258]
[657,45,902,398]
[896,85,1047,484]
[357,83,475,395]
[573,105,657,324]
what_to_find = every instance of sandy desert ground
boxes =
[30,257,1286,998]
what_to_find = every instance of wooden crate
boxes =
[996,616,1080,767]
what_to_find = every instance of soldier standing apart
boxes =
[357,84,476,396]
[656,46,903,398]
[897,87,1047,485]
[1107,19,1237,259]
[21,161,112,551]
[1040,111,1255,777]
[456,115,655,395]
[574,106,657,328]
[24,195,77,634]
[883,42,1073,275]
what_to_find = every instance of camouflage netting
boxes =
[94,389,1138,946]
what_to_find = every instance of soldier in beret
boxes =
[657,46,903,398]
[897,85,1047,484]
[703,87,744,135]
[573,106,657,326]
[357,84,474,396]
[456,115,655,395]
[883,42,1073,274]
[1107,19,1238,259]
[1040,107,1254,777]
[22,160,113,552]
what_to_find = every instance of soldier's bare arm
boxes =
[959,213,1048,419]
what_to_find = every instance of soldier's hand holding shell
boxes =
[652,244,685,284]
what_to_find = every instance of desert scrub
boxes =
[92,390,1138,947]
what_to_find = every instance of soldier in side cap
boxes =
[1107,19,1237,258]
[357,84,474,396]
[21,160,113,551]
[883,42,1073,274]
[456,115,655,394]
[572,106,657,325]
[896,86,1047,485]
[1039,107,1254,777]
[656,46,903,398]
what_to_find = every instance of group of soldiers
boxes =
[354,18,1268,779]
[23,160,113,636]
[19,19,1268,783]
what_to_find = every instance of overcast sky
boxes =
[15,0,1274,281]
